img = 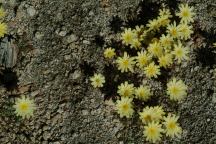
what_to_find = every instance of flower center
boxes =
[168,122,176,129]
[20,103,28,111]
[148,67,156,75]
[140,57,147,65]
[144,114,152,122]
[171,87,180,95]
[95,78,100,83]
[171,29,177,36]
[123,60,129,66]
[164,39,171,46]
[148,127,156,135]
[123,89,130,96]
[125,34,132,42]
[122,104,129,111]
[182,10,189,17]
[176,49,183,57]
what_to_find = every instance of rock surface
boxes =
[0,0,216,143]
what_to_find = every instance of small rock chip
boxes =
[82,110,89,115]
[27,6,36,17]
[67,34,78,43]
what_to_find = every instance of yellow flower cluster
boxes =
[13,95,36,119]
[111,3,194,78]
[140,106,182,143]
[0,7,7,38]
[116,82,152,118]
[90,2,194,143]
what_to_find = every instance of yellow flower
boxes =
[152,106,165,121]
[144,62,161,78]
[143,122,163,143]
[116,97,134,118]
[0,22,7,38]
[139,30,147,42]
[172,41,189,63]
[176,3,195,23]
[148,41,163,57]
[167,78,187,101]
[13,95,36,119]
[159,8,172,19]
[116,52,135,73]
[135,85,151,101]
[104,47,116,59]
[158,54,173,68]
[213,43,216,48]
[178,23,193,40]
[160,34,173,49]
[130,38,141,49]
[139,106,165,124]
[121,28,136,46]
[133,25,144,35]
[157,15,170,27]
[135,51,151,68]
[90,73,105,88]
[139,106,155,124]
[0,7,6,18]
[117,81,134,97]
[147,19,160,31]
[163,114,182,138]
[167,21,181,38]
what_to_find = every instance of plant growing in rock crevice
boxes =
[90,2,195,143]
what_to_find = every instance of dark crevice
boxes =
[195,46,216,68]
[109,15,124,33]
[102,64,141,100]
[0,69,18,90]
[101,64,118,100]
[166,0,180,22]
[125,0,160,28]
[197,28,216,45]
[93,35,105,47]
[79,61,95,76]
[207,89,214,96]
[13,5,19,16]
[108,39,137,56]
[193,27,216,68]
[157,67,172,85]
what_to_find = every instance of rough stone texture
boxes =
[0,0,216,144]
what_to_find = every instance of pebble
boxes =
[212,93,216,103]
[35,32,44,40]
[82,110,89,115]
[64,55,71,61]
[72,70,81,80]
[67,34,78,43]
[43,131,51,140]
[56,12,63,21]
[83,40,91,45]
[59,31,67,37]
[27,6,36,16]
